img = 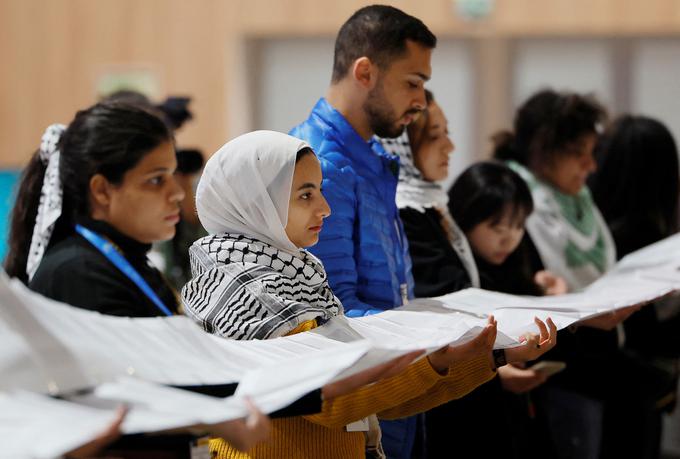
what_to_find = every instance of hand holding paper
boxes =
[577,304,641,331]
[427,316,497,374]
[64,406,127,458]
[534,270,568,296]
[202,398,271,452]
[504,317,558,363]
[497,364,548,394]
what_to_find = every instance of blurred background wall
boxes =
[3,0,680,167]
[2,1,680,244]
[4,0,680,265]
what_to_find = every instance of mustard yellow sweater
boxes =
[211,321,495,459]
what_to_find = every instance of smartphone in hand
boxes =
[529,360,566,378]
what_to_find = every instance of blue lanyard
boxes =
[75,224,174,316]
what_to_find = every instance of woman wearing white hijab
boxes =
[183,130,500,459]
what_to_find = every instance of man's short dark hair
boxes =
[331,5,437,83]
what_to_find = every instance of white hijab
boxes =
[196,130,310,254]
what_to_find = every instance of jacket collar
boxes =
[76,217,152,261]
[311,98,400,177]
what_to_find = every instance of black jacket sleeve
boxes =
[400,207,472,298]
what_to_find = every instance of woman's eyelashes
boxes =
[491,222,525,234]
[428,128,448,142]
[146,168,177,186]
[147,175,165,186]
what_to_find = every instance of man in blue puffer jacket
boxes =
[290,5,436,458]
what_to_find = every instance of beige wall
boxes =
[2,0,680,167]
[1,0,236,167]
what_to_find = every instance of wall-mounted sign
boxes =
[454,0,495,21]
[95,64,162,100]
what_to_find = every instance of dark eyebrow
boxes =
[413,72,430,82]
[297,182,317,191]
[145,167,171,175]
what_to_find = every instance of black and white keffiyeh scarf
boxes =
[26,124,66,280]
[380,133,450,213]
[181,233,343,340]
[380,132,480,288]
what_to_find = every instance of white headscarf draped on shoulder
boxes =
[183,130,343,340]
[380,132,480,288]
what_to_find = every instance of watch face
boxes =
[493,349,506,368]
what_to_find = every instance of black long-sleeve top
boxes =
[399,207,473,298]
[29,217,180,317]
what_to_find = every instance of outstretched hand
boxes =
[504,317,558,363]
[65,405,127,458]
[534,270,568,296]
[206,398,271,452]
[498,364,548,394]
[427,315,497,374]
[578,304,641,331]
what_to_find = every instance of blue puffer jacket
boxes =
[290,98,415,317]
[291,98,420,459]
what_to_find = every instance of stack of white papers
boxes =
[4,231,680,458]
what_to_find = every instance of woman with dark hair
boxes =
[591,115,679,256]
[437,162,564,459]
[100,90,208,290]
[4,101,271,457]
[449,162,561,296]
[589,115,680,459]
[494,89,616,291]
[380,91,561,458]
[6,101,185,308]
[494,89,655,459]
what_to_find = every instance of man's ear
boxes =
[89,174,112,208]
[351,57,378,90]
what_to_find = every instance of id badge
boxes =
[190,436,211,459]
[400,283,409,306]
[346,417,370,432]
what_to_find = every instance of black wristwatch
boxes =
[493,349,507,369]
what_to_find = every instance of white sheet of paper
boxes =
[0,391,119,459]
[235,339,370,413]
[85,377,248,432]
[0,275,368,399]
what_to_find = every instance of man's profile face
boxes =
[363,40,432,138]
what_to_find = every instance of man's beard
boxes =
[363,82,417,139]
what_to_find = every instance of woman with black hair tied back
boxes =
[7,102,186,316]
[590,114,680,459]
[4,101,271,457]
[100,90,207,290]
